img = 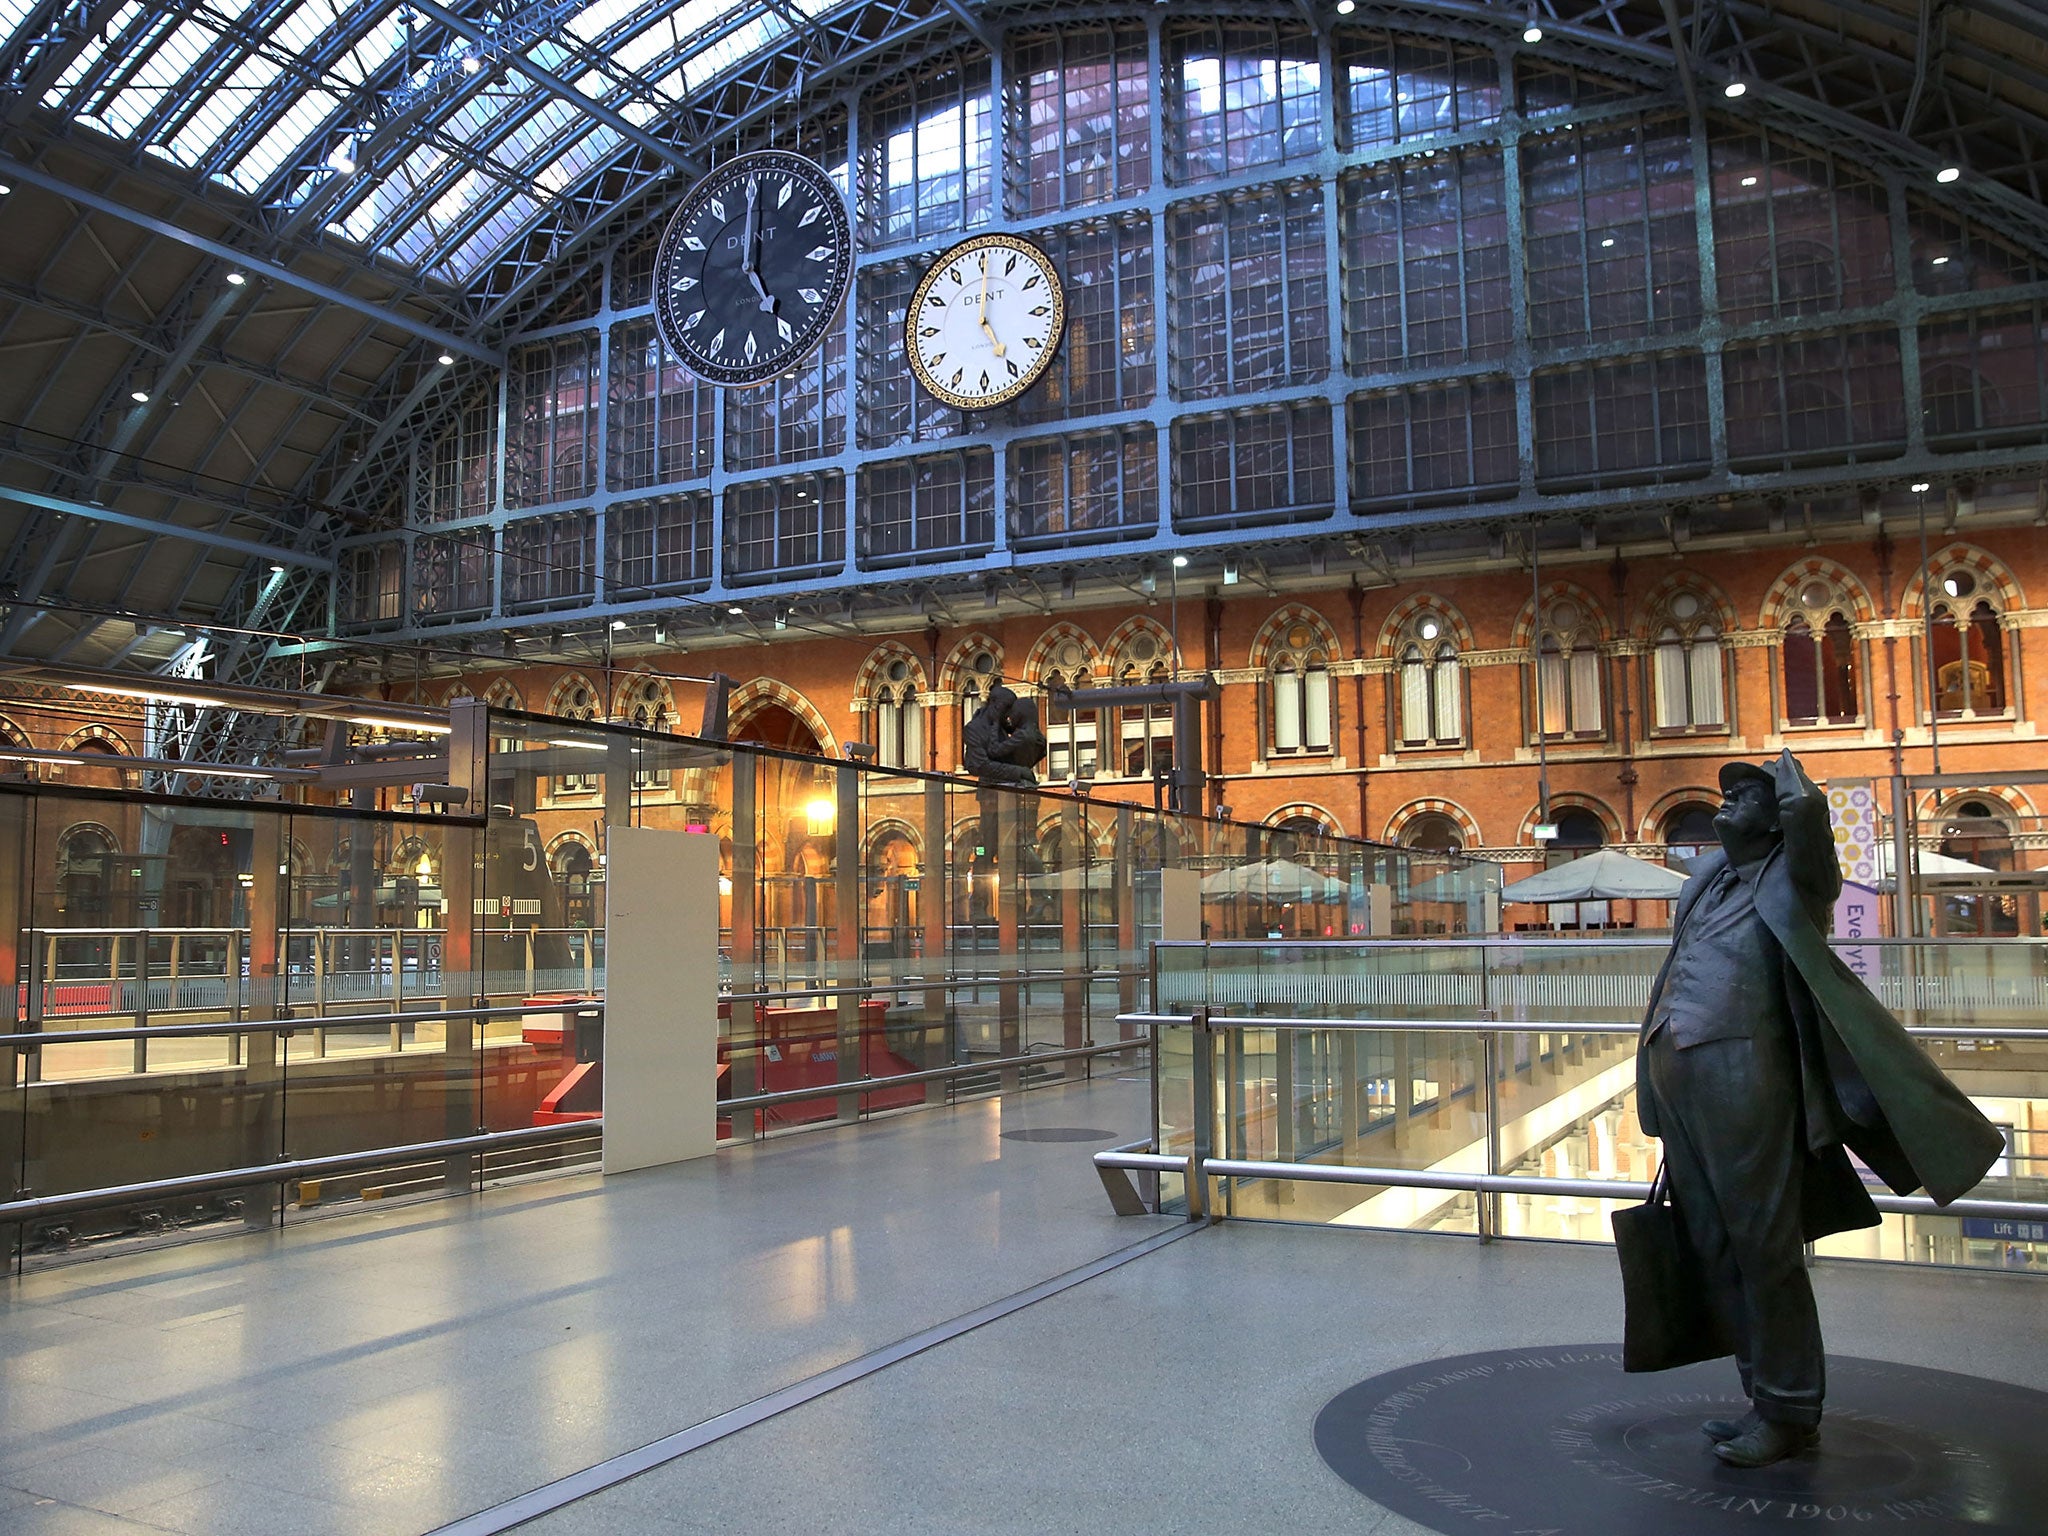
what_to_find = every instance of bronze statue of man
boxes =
[1632,749,2002,1468]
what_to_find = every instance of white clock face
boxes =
[905,234,1065,409]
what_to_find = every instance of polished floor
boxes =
[2,1074,2042,1535]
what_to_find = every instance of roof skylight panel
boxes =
[233,84,345,190]
[90,12,204,137]
[437,191,544,280]
[561,0,652,46]
[42,0,143,102]
[677,11,781,92]
[534,122,622,194]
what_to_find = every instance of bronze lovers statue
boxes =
[1618,750,2002,1468]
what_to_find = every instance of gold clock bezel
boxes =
[903,233,1066,410]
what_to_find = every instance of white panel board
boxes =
[602,827,720,1174]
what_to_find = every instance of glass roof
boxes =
[6,0,839,286]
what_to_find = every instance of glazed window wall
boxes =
[606,493,714,597]
[857,449,996,566]
[343,19,2048,629]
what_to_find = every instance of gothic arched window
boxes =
[1269,621,1332,755]
[1649,589,1725,731]
[1926,568,2007,717]
[617,678,674,790]
[1116,640,1174,778]
[1041,635,1098,780]
[550,679,600,794]
[1532,598,1603,740]
[1397,612,1462,747]
[1781,577,1859,726]
[873,657,923,770]
[1662,802,1719,871]
[958,648,998,745]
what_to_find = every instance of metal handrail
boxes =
[0,1001,562,1049]
[1150,935,2048,949]
[1116,1011,2048,1041]
[1192,1158,2048,1224]
[725,964,1147,1005]
[0,1121,599,1226]
[722,1038,1143,1112]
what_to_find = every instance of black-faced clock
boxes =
[905,233,1065,410]
[653,150,853,388]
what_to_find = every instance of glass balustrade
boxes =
[1146,937,2048,1274]
[0,704,1485,1268]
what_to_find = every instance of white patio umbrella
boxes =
[1199,857,1348,902]
[1499,847,1689,904]
[1871,844,1994,889]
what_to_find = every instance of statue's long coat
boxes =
[1635,767,2004,1241]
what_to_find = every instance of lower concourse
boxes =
[0,1074,2038,1536]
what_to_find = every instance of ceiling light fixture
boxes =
[225,271,247,286]
[726,605,743,616]
[1911,482,1932,493]
[1172,554,1188,568]
[1723,80,1747,98]
[1931,254,1950,266]
[437,351,455,365]
[461,46,483,74]
[1936,165,1961,184]
[1522,23,1543,43]
[1740,175,1758,187]
[1600,237,1615,248]
[1335,0,1355,12]
[129,388,150,403]
[326,137,358,175]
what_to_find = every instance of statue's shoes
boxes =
[1713,1420,1820,1468]
[1702,1410,1758,1443]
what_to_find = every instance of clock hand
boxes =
[741,175,774,312]
[979,317,1007,359]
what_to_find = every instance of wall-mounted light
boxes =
[805,796,835,836]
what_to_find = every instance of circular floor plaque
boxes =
[1314,1345,2048,1535]
[998,1127,1119,1142]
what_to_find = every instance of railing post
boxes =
[1189,1006,1214,1222]
[132,929,148,1075]
[1479,1030,1501,1241]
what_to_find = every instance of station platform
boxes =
[2,1075,2041,1535]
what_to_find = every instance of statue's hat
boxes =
[1718,760,1775,795]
